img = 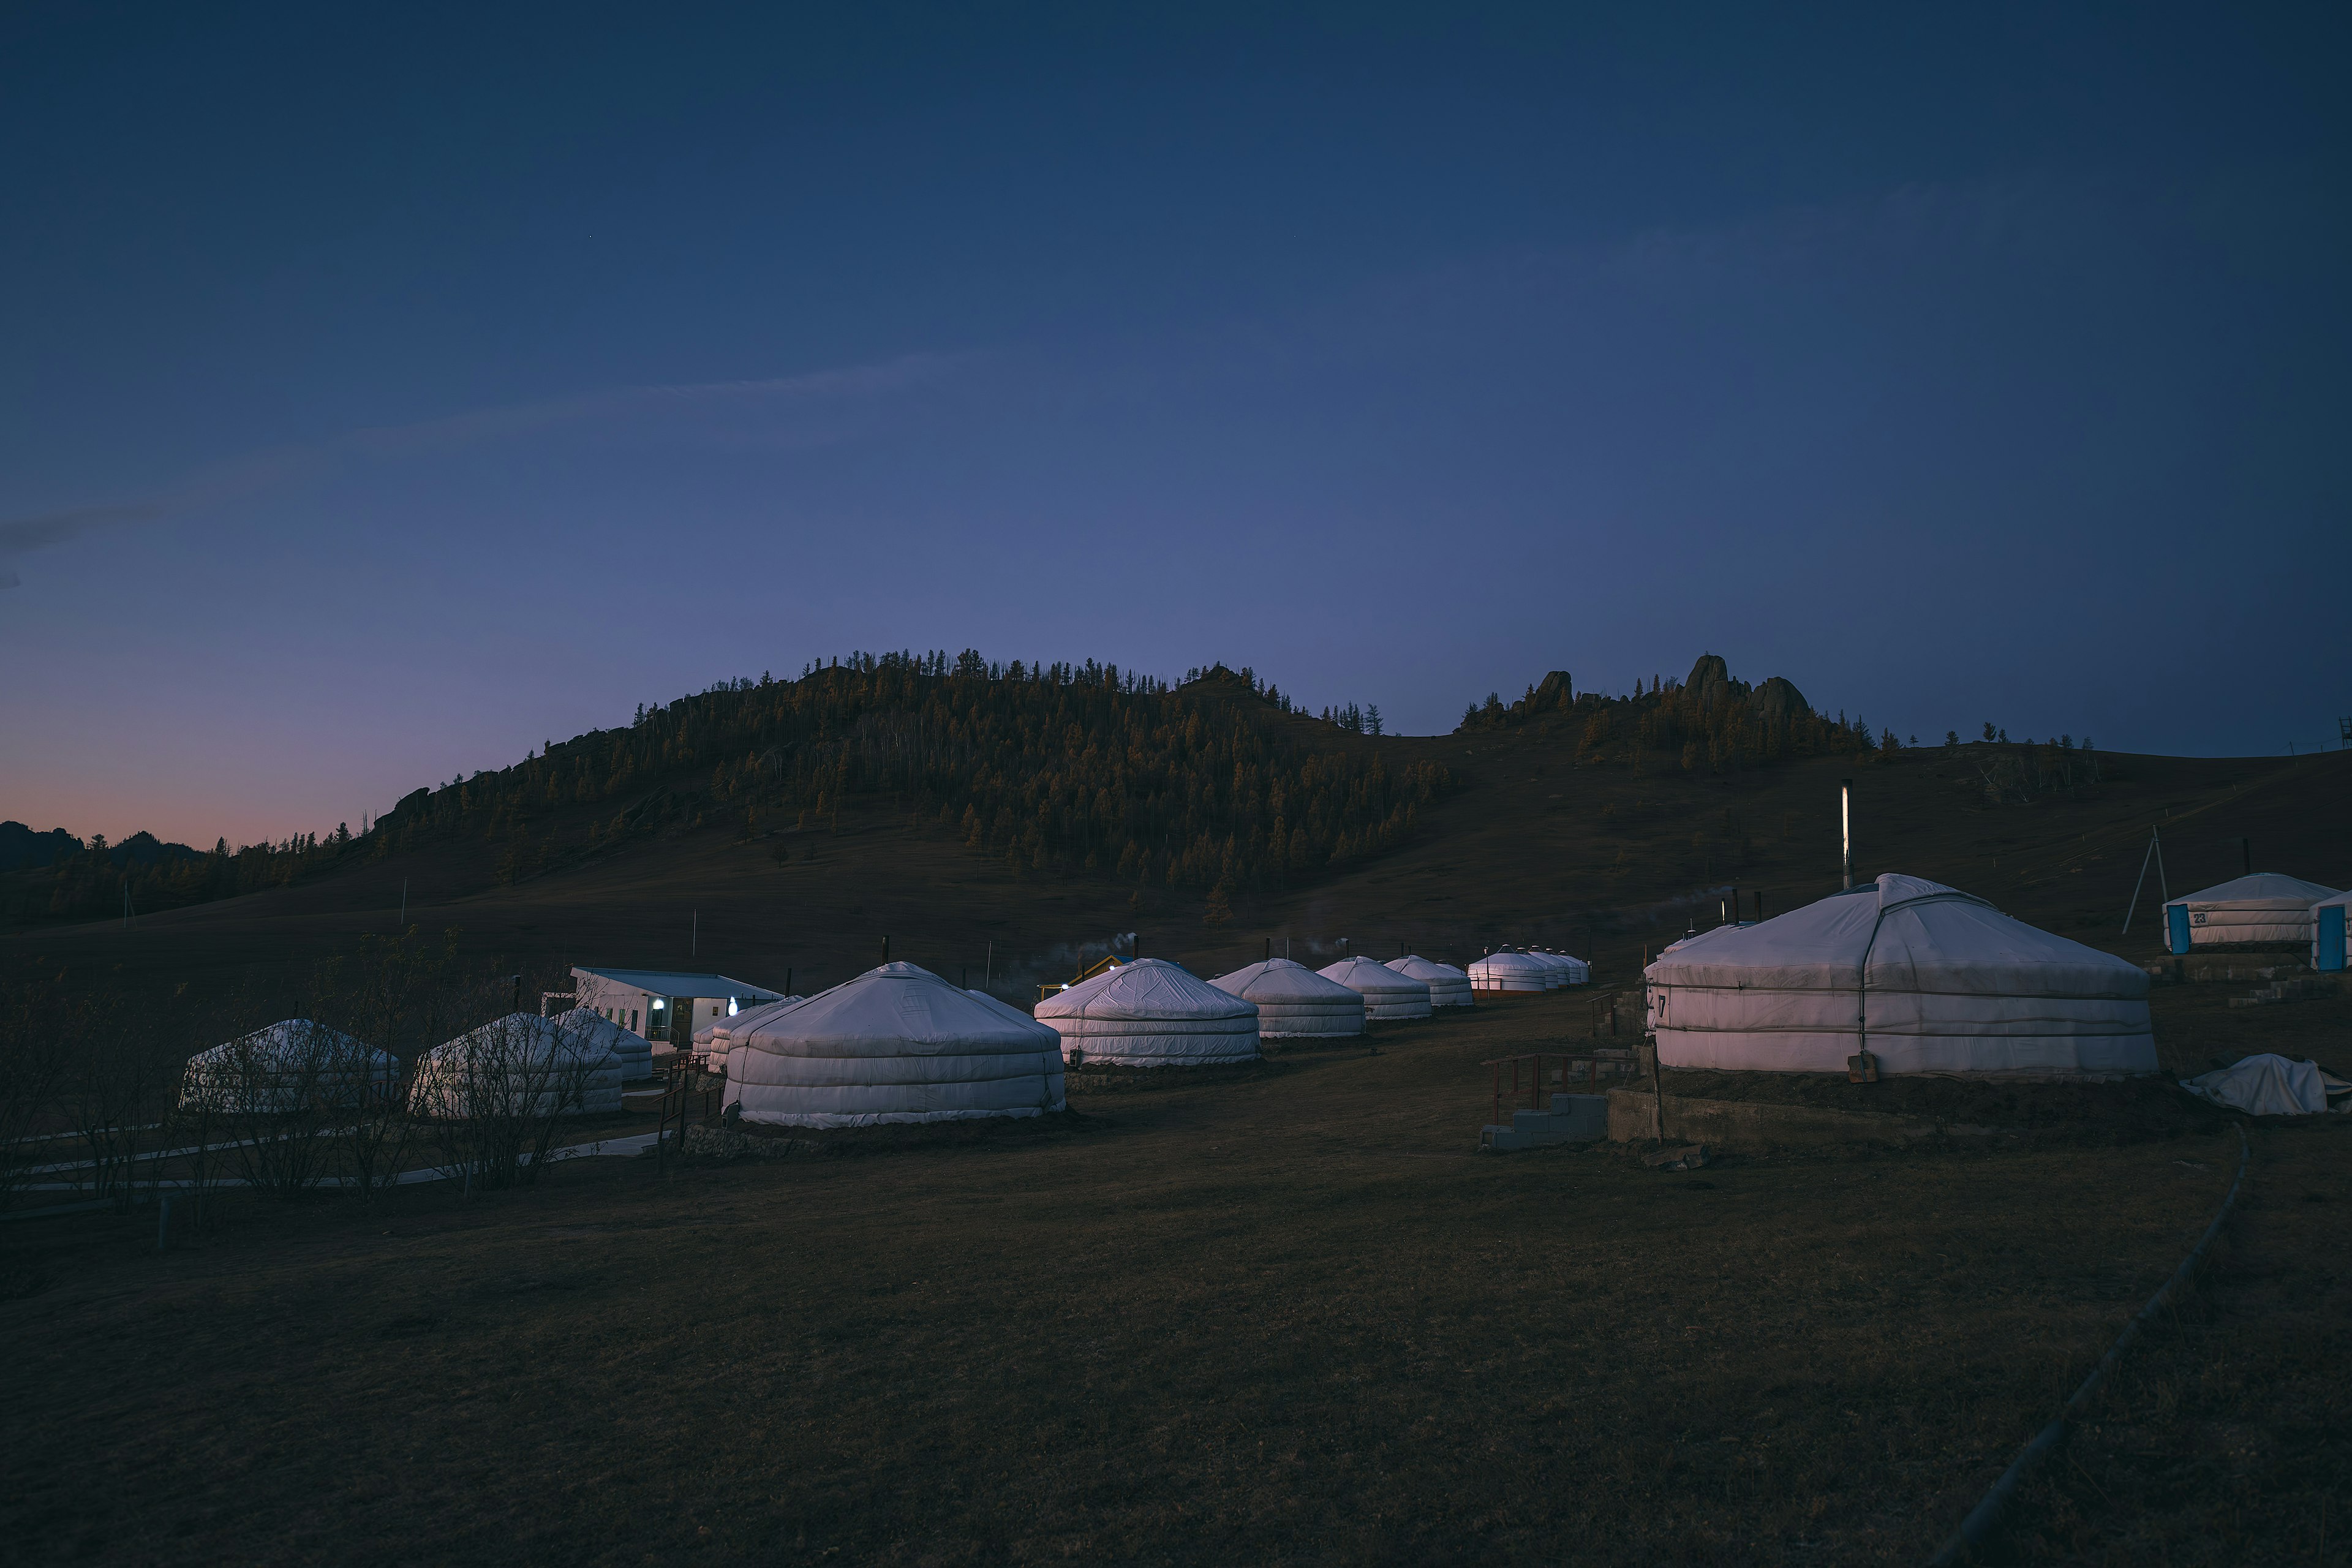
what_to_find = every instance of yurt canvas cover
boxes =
[1208,959,1365,1038]
[1468,951,1548,993]
[967,990,1069,1105]
[701,997,805,1076]
[551,1007,653,1080]
[2163,873,2341,948]
[181,1020,398,1112]
[1035,958,1260,1064]
[410,1014,625,1118]
[1317,956,1432,1020]
[1387,954,1474,1008]
[1645,873,2155,1076]
[723,963,1064,1128]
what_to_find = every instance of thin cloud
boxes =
[0,353,962,588]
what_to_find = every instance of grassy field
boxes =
[4,981,2343,1566]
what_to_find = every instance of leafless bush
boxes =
[64,991,193,1210]
[0,973,76,1211]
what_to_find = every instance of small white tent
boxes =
[1317,956,1432,1021]
[1387,954,1473,1008]
[1645,873,2156,1076]
[410,1014,625,1118]
[722,963,1065,1128]
[968,990,1068,1107]
[1468,951,1549,994]
[1208,959,1365,1038]
[551,1007,654,1081]
[180,1020,398,1113]
[1034,957,1260,1065]
[2162,873,2341,951]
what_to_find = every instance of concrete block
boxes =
[1548,1093,1609,1140]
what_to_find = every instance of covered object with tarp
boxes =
[2162,873,2341,951]
[1387,954,1473,1008]
[1208,959,1365,1038]
[181,1020,399,1112]
[410,1013,625,1117]
[2180,1054,2350,1116]
[722,963,1065,1127]
[1317,956,1432,1021]
[1644,873,2157,1076]
[1035,957,1259,1065]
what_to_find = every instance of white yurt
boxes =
[550,1007,653,1081]
[1317,956,1433,1021]
[699,997,806,1076]
[1387,954,1474,1008]
[180,1020,399,1113]
[2162,873,2342,951]
[1208,958,1366,1038]
[1034,958,1260,1065]
[965,990,1069,1106]
[2311,889,2351,971]
[722,962,1065,1127]
[410,1013,625,1118]
[1645,873,2156,1076]
[1537,951,1593,986]
[1468,951,1550,994]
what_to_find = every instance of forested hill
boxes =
[8,650,1896,928]
[367,652,1452,913]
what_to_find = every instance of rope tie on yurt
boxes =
[1924,1121,2250,1566]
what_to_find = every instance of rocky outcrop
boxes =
[1752,675,1809,722]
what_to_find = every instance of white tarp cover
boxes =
[1469,951,1549,993]
[967,991,1068,1106]
[2163,873,2342,946]
[1387,955,1474,1008]
[180,1020,398,1112]
[1034,958,1260,1064]
[1317,956,1433,1020]
[1208,959,1366,1038]
[2309,889,2352,968]
[551,1007,653,1081]
[2180,1054,2351,1115]
[410,1013,624,1118]
[722,963,1065,1128]
[1645,873,2157,1076]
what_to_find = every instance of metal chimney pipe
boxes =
[1841,780,1853,890]
[882,935,890,963]
[2242,837,2251,876]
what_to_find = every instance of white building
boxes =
[567,967,787,1055]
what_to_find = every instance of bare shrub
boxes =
[0,971,77,1211]
[410,997,616,1194]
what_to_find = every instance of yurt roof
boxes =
[1647,873,2146,996]
[706,995,808,1044]
[551,1007,644,1050]
[1387,954,1469,981]
[731,963,1054,1056]
[964,988,1063,1039]
[1208,957,1362,1001]
[2165,873,2342,907]
[1035,957,1255,1021]
[429,1012,611,1060]
[1468,950,1550,974]
[190,1019,390,1066]
[1317,956,1427,993]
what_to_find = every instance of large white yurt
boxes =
[180,1020,399,1112]
[722,962,1065,1128]
[551,1007,654,1081]
[410,1013,625,1118]
[2312,889,2351,971]
[2162,873,2342,952]
[1387,954,1474,1008]
[1645,873,2156,1076]
[1468,951,1549,994]
[1034,958,1261,1065]
[967,990,1068,1107]
[1317,956,1432,1021]
[1208,959,1366,1038]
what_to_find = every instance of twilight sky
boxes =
[3,3,2347,848]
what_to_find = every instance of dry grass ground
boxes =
[5,982,2343,1566]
